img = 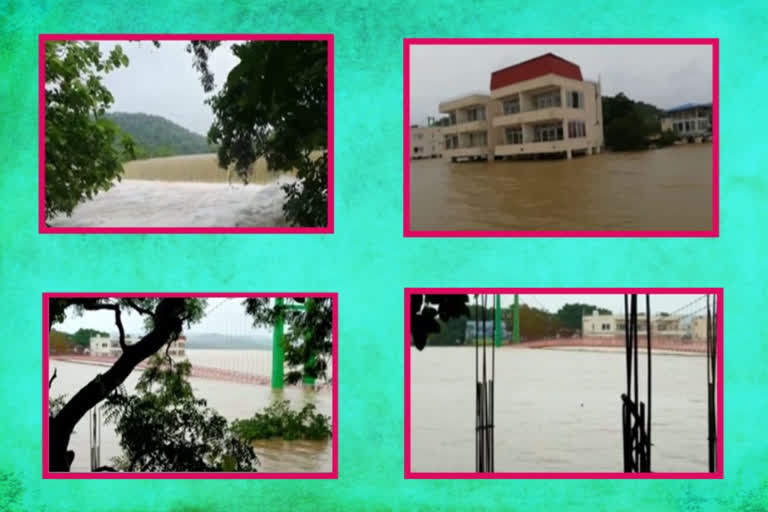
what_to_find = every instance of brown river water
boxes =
[49,356,332,473]
[408,145,713,231]
[409,347,710,473]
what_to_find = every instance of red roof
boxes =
[490,53,583,90]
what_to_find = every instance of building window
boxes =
[503,99,520,114]
[469,132,487,147]
[466,107,486,122]
[567,121,586,138]
[445,135,458,149]
[534,123,563,142]
[534,91,561,110]
[505,127,523,144]
[602,323,610,331]
[566,90,584,109]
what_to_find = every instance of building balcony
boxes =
[439,94,490,113]
[442,119,488,135]
[443,145,490,158]
[493,107,585,127]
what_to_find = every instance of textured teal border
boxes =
[1,0,767,510]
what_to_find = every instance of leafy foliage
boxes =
[556,303,612,331]
[47,297,207,472]
[192,40,328,227]
[49,394,68,418]
[244,298,333,384]
[231,400,332,441]
[103,355,259,472]
[423,316,468,346]
[602,92,664,151]
[44,41,134,220]
[105,112,214,159]
[49,330,78,354]
[410,294,470,351]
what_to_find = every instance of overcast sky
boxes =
[409,44,713,126]
[492,294,708,316]
[98,40,240,135]
[55,298,272,338]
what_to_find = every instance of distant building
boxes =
[436,53,604,162]
[465,320,508,341]
[582,310,687,338]
[89,333,186,357]
[410,124,444,159]
[660,103,712,140]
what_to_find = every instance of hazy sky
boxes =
[55,298,272,338]
[409,44,713,126]
[98,40,240,135]
[492,294,708,316]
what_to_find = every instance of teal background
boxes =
[1,0,766,510]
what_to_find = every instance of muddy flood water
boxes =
[49,356,332,473]
[409,144,713,231]
[410,347,710,473]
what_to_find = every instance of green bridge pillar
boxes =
[303,298,316,387]
[271,298,285,389]
[494,294,502,347]
[513,294,520,344]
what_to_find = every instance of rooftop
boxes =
[664,102,712,114]
[490,53,583,90]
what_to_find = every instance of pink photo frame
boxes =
[43,292,339,479]
[404,287,724,478]
[403,38,719,237]
[39,34,334,234]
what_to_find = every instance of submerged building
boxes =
[660,103,712,140]
[437,53,604,162]
[409,124,445,159]
[438,93,498,162]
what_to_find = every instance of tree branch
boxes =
[113,306,127,352]
[49,368,57,389]
[123,299,156,318]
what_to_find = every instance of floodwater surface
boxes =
[409,347,710,473]
[49,351,332,473]
[409,145,713,231]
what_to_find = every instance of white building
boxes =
[582,310,686,338]
[436,54,604,162]
[660,103,712,141]
[410,124,444,159]
[439,93,497,162]
[88,334,186,357]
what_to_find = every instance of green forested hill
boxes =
[106,112,214,158]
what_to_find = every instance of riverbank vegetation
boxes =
[602,92,678,151]
[410,295,618,347]
[103,356,258,472]
[232,400,332,441]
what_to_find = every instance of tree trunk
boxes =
[48,298,186,472]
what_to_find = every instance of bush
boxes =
[231,400,332,441]
[103,356,259,472]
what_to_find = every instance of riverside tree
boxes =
[103,355,258,472]
[47,298,205,472]
[243,297,333,384]
[410,295,470,351]
[44,41,135,221]
[189,40,328,227]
